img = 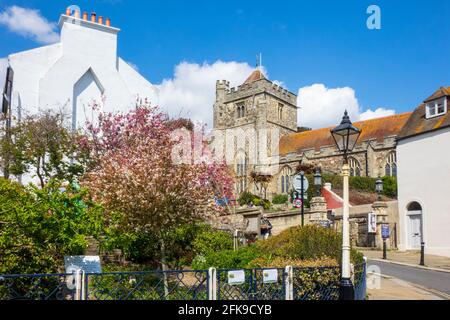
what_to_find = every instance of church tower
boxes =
[213,69,298,195]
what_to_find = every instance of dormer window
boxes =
[426,97,447,119]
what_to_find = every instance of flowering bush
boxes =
[78,105,233,267]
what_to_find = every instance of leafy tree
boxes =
[0,178,104,274]
[79,106,233,271]
[0,110,85,187]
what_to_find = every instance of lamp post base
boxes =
[340,278,355,300]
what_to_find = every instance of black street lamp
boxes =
[376,178,383,201]
[330,110,362,163]
[314,168,322,197]
[331,110,362,301]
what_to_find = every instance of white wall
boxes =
[7,15,158,129]
[397,126,450,257]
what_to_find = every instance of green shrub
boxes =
[237,191,255,206]
[192,227,233,256]
[257,225,363,264]
[261,199,272,210]
[253,198,261,206]
[237,191,272,209]
[191,245,261,270]
[272,194,289,205]
[307,173,397,199]
[381,176,397,198]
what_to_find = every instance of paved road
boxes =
[368,259,450,296]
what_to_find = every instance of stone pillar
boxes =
[84,236,99,255]
[372,201,389,249]
[309,197,328,224]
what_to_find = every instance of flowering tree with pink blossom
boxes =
[79,105,233,269]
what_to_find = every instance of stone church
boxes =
[213,69,411,199]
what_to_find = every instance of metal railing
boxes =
[354,262,367,301]
[216,268,286,300]
[84,270,208,300]
[292,266,341,300]
[0,261,367,301]
[0,273,78,300]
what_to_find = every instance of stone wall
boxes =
[333,201,399,249]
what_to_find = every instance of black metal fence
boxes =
[216,268,286,300]
[0,273,76,300]
[292,266,341,300]
[0,263,367,301]
[85,270,208,300]
[354,263,367,301]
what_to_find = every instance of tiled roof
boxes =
[423,86,450,103]
[280,113,412,155]
[397,87,450,140]
[243,69,266,84]
[322,187,344,210]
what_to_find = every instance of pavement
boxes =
[358,249,450,299]
[367,273,445,300]
[361,249,450,272]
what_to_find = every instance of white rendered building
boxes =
[2,9,158,130]
[397,87,450,257]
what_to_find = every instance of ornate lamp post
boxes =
[314,168,322,197]
[331,110,361,300]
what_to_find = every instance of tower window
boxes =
[237,103,245,118]
[278,103,284,120]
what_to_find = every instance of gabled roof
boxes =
[397,87,450,141]
[243,69,266,84]
[424,86,450,103]
[280,113,412,156]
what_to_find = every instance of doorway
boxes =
[407,202,423,250]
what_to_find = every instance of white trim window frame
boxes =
[426,97,447,119]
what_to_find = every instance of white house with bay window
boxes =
[397,87,450,258]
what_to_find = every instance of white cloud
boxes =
[155,60,255,126]
[0,6,59,44]
[359,108,395,121]
[297,84,396,129]
[0,58,8,92]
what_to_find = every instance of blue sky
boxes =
[1,0,449,128]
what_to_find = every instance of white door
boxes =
[408,214,422,249]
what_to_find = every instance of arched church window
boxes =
[236,103,245,118]
[280,166,292,194]
[385,152,397,177]
[236,154,248,194]
[278,103,284,121]
[348,157,361,177]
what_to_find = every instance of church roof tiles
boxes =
[243,69,266,84]
[280,112,412,155]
